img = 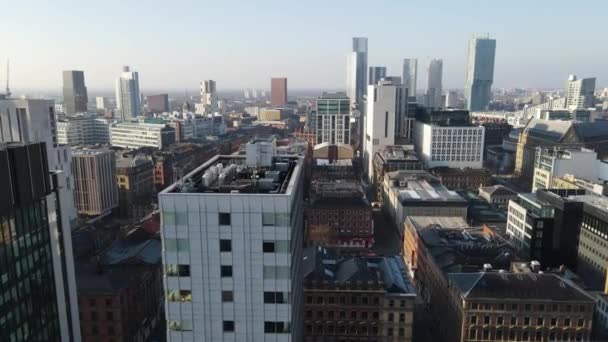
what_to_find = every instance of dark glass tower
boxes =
[0,142,62,341]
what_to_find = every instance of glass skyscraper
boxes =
[465,36,496,111]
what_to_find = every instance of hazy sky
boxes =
[6,0,607,93]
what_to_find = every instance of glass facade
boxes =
[0,196,61,341]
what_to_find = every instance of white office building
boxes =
[532,147,603,192]
[159,139,304,342]
[565,75,596,110]
[0,98,81,341]
[465,36,496,111]
[196,80,219,115]
[115,65,141,121]
[346,37,368,108]
[109,122,176,149]
[56,113,110,146]
[402,58,417,98]
[426,59,443,108]
[96,96,108,110]
[363,80,410,181]
[413,121,485,169]
[314,92,351,145]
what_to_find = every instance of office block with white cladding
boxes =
[159,140,304,342]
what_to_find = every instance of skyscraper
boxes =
[196,80,219,114]
[271,77,288,106]
[96,96,108,110]
[565,75,596,109]
[314,92,351,145]
[71,148,118,216]
[0,98,81,341]
[368,66,387,85]
[147,94,170,113]
[346,37,368,108]
[159,139,305,341]
[363,79,410,180]
[426,59,443,108]
[402,58,418,98]
[465,36,496,111]
[115,65,141,121]
[62,70,88,115]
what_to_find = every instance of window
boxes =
[497,316,503,325]
[484,316,490,324]
[92,325,98,334]
[511,317,517,325]
[399,328,405,337]
[470,316,477,324]
[219,213,231,225]
[91,312,97,321]
[167,290,192,302]
[565,318,570,326]
[388,313,394,321]
[399,313,405,322]
[264,292,287,304]
[223,321,235,332]
[496,330,503,340]
[551,318,557,326]
[222,291,233,302]
[263,242,275,253]
[166,264,190,277]
[165,239,189,252]
[106,312,114,321]
[221,265,233,277]
[105,299,112,307]
[350,311,356,319]
[524,317,530,325]
[262,213,275,226]
[578,318,584,327]
[108,326,115,335]
[220,239,232,252]
[537,318,543,326]
[89,299,96,307]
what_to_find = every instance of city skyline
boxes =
[5,0,608,93]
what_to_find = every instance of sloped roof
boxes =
[479,185,517,197]
[523,119,572,142]
[573,121,608,142]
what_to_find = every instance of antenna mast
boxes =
[5,59,10,97]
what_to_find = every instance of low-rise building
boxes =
[116,155,154,218]
[109,122,176,149]
[478,185,517,209]
[57,113,110,146]
[382,171,468,235]
[430,167,491,190]
[303,247,416,342]
[372,145,423,204]
[532,147,601,192]
[552,173,608,196]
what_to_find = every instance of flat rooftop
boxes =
[162,154,300,195]
[376,145,420,162]
[569,195,608,215]
[386,171,466,204]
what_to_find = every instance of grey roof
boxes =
[101,239,161,265]
[449,272,594,302]
[523,118,572,142]
[573,121,608,142]
[318,92,349,100]
[386,171,466,204]
[479,185,517,197]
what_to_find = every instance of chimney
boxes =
[530,260,541,272]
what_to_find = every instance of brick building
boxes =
[303,247,416,342]
[430,167,491,190]
[116,155,154,218]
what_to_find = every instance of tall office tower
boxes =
[71,148,118,216]
[425,59,443,108]
[402,58,418,97]
[115,65,141,121]
[445,90,458,108]
[0,99,81,341]
[243,89,250,99]
[159,138,305,341]
[62,70,88,115]
[271,77,288,106]
[464,36,496,111]
[363,79,410,181]
[197,80,219,114]
[346,37,368,108]
[314,92,351,145]
[368,66,387,85]
[96,96,108,110]
[565,75,596,109]
[147,94,170,113]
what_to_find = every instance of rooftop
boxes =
[408,216,518,273]
[479,185,517,197]
[71,147,113,156]
[376,145,420,162]
[318,92,349,100]
[448,272,594,302]
[568,195,608,215]
[111,121,168,129]
[303,247,416,296]
[385,170,466,204]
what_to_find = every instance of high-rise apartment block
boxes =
[426,59,443,108]
[159,139,305,341]
[271,77,288,106]
[196,80,219,114]
[0,98,81,341]
[363,79,412,180]
[115,65,141,121]
[62,70,88,115]
[368,66,387,85]
[71,148,118,216]
[565,75,596,110]
[314,92,351,145]
[346,37,368,108]
[147,93,170,113]
[465,36,496,111]
[402,59,417,98]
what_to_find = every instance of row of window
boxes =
[164,239,289,254]
[305,324,407,337]
[468,328,586,341]
[168,320,290,333]
[306,310,408,322]
[306,296,407,308]
[431,156,481,162]
[469,302,590,313]
[163,211,291,227]
[470,315,586,327]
